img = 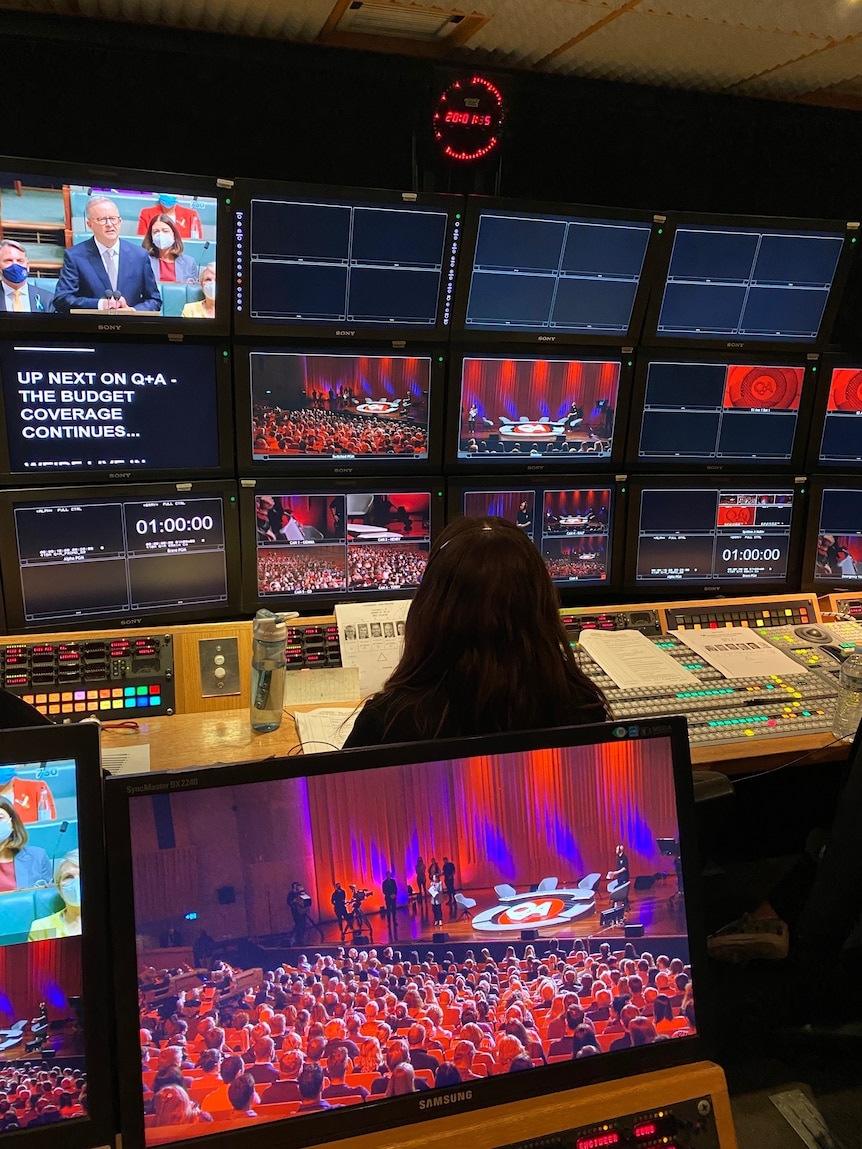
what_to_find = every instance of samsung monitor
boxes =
[447,351,630,473]
[446,478,623,596]
[0,338,233,483]
[451,196,659,346]
[234,347,444,475]
[104,715,706,1149]
[233,181,463,341]
[0,723,112,1149]
[0,157,229,336]
[0,481,241,633]
[802,478,862,592]
[806,357,862,469]
[642,212,854,351]
[626,352,816,471]
[240,479,444,612]
[625,477,805,595]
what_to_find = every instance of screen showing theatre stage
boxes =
[0,168,220,324]
[252,489,433,602]
[0,341,225,479]
[114,721,699,1147]
[814,366,862,466]
[631,483,798,588]
[454,355,621,466]
[633,358,806,465]
[455,484,615,588]
[808,485,862,586]
[245,351,433,465]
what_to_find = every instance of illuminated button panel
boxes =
[665,599,813,631]
[560,609,662,640]
[0,636,175,722]
[285,623,342,669]
[497,1097,721,1148]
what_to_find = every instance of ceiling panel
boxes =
[463,0,618,68]
[639,0,862,40]
[734,35,862,98]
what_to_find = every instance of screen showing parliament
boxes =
[811,363,862,467]
[457,201,654,341]
[806,481,862,588]
[240,350,436,469]
[452,354,622,468]
[0,163,221,328]
[450,483,616,589]
[247,486,439,607]
[0,340,228,480]
[107,720,700,1148]
[235,185,461,338]
[0,483,239,632]
[629,481,800,590]
[630,356,809,467]
[649,218,847,345]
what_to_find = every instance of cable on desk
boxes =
[732,733,851,785]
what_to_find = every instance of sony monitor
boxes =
[625,352,816,471]
[0,157,228,336]
[642,212,854,351]
[233,181,463,341]
[0,481,241,633]
[451,196,659,346]
[234,347,444,474]
[806,358,862,469]
[447,351,629,473]
[104,716,706,1149]
[0,338,232,482]
[802,478,862,591]
[240,480,444,612]
[446,479,623,595]
[0,722,112,1149]
[625,477,805,595]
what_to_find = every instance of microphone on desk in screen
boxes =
[49,821,69,873]
[103,290,123,309]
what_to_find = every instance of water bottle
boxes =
[250,610,288,733]
[37,788,52,822]
[831,652,862,740]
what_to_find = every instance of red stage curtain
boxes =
[0,938,81,1025]
[462,357,620,423]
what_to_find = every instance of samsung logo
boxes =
[418,1090,472,1111]
[335,330,356,336]
[98,324,123,331]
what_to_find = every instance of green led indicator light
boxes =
[438,490,443,497]
[230,496,236,504]
[658,227,664,235]
[226,198,231,205]
[853,236,857,243]
[456,213,462,219]
[222,351,229,358]
[438,356,444,362]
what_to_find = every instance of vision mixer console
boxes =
[757,619,861,674]
[575,633,838,746]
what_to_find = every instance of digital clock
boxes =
[433,75,504,163]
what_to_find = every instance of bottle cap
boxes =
[253,608,298,641]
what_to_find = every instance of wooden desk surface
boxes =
[100,706,848,777]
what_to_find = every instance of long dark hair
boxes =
[374,516,605,738]
[0,798,28,854]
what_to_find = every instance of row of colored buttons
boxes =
[21,685,161,716]
[676,688,736,698]
[676,608,809,628]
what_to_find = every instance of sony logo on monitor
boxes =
[335,329,357,336]
[418,1089,473,1111]
[334,467,355,474]
[537,335,556,342]
[120,618,143,626]
[97,324,123,332]
[109,472,133,479]
[726,342,744,348]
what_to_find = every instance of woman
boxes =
[344,516,606,747]
[182,262,216,319]
[28,850,81,939]
[153,1084,211,1127]
[141,215,199,284]
[0,799,51,893]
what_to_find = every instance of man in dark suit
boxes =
[52,196,161,314]
[0,241,54,312]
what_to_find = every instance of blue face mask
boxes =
[0,822,12,843]
[1,263,28,286]
[159,194,178,209]
[60,878,81,907]
[0,768,16,787]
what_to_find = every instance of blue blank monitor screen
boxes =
[465,209,652,334]
[656,225,844,342]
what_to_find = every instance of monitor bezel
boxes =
[623,349,819,473]
[801,474,862,594]
[233,342,446,476]
[232,179,464,343]
[641,210,856,353]
[0,335,235,484]
[623,474,807,597]
[444,347,633,475]
[803,353,862,471]
[0,479,242,634]
[0,155,231,338]
[0,722,114,1149]
[104,716,708,1149]
[445,475,627,601]
[449,194,662,348]
[239,476,445,614]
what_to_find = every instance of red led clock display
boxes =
[433,75,504,162]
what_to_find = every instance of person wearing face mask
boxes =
[137,193,203,240]
[0,798,52,893]
[0,765,55,825]
[181,263,216,319]
[141,215,200,284]
[0,241,54,313]
[28,851,82,940]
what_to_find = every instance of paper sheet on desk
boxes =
[102,745,151,776]
[671,626,808,679]
[578,629,697,689]
[294,708,358,753]
[283,666,360,705]
[335,600,409,696]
